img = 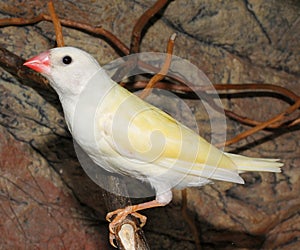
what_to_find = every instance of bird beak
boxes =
[23,51,51,75]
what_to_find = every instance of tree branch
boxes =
[130,0,171,53]
[139,33,176,99]
[48,1,64,47]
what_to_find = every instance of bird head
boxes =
[24,47,101,97]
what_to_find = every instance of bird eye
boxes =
[62,55,72,65]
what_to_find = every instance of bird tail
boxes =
[225,153,283,173]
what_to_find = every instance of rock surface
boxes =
[1,0,300,249]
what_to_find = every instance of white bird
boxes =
[24,46,283,246]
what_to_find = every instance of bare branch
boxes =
[130,0,171,53]
[139,33,176,99]
[0,14,129,55]
[48,1,64,47]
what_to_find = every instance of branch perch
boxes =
[115,219,150,250]
[102,176,150,249]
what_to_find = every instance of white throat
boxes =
[58,69,116,133]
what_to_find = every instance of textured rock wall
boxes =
[1,0,299,249]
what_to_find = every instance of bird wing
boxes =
[97,85,243,184]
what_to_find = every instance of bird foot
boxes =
[106,207,147,247]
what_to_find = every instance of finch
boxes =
[24,47,283,246]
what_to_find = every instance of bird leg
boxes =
[106,199,167,247]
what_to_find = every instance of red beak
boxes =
[23,51,51,74]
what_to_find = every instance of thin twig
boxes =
[215,83,300,101]
[139,33,176,99]
[130,0,170,53]
[0,14,129,55]
[48,1,64,47]
[112,0,171,84]
[288,117,300,127]
[126,80,300,129]
[128,81,300,103]
[217,98,300,147]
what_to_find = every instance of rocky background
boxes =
[0,0,300,249]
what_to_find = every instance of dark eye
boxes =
[62,55,72,65]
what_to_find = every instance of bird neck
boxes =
[59,69,117,133]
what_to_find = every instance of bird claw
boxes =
[106,207,147,248]
[109,233,118,248]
